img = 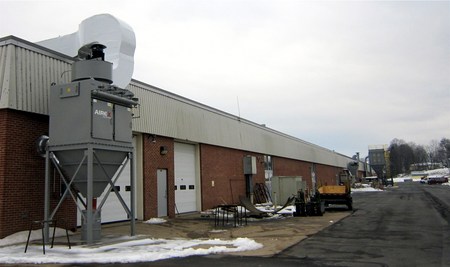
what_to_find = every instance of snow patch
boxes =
[352,186,383,192]
[143,218,167,224]
[394,168,449,183]
[209,229,228,233]
[0,228,71,247]
[352,183,383,192]
[0,236,262,264]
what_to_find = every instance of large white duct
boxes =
[38,14,136,88]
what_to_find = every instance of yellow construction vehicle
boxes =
[318,169,353,210]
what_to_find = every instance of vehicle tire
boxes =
[316,204,323,216]
[319,201,325,215]
[347,202,353,211]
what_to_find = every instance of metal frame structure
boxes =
[44,145,136,244]
[44,147,136,243]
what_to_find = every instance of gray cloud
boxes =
[1,0,448,157]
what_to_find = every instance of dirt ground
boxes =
[97,211,351,257]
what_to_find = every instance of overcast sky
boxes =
[1,0,449,157]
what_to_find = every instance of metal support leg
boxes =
[130,152,136,236]
[86,147,94,244]
[65,220,72,249]
[51,221,57,248]
[44,150,50,243]
[41,225,46,254]
[24,222,33,253]
[25,220,71,254]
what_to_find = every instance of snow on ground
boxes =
[0,228,70,247]
[0,232,262,264]
[427,168,450,186]
[275,205,296,215]
[208,202,296,218]
[393,177,408,183]
[426,168,450,177]
[253,203,295,214]
[143,218,167,224]
[352,184,384,192]
[394,168,450,183]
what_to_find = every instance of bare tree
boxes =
[413,145,428,165]
[387,138,448,176]
[388,139,413,176]
[438,138,450,166]
[427,140,441,163]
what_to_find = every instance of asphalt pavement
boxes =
[148,182,450,267]
[277,182,450,266]
[4,182,450,266]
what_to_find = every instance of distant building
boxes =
[410,163,444,171]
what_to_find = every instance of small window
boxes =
[125,186,131,191]
[189,185,195,190]
[180,185,187,190]
[111,186,120,192]
[174,185,177,190]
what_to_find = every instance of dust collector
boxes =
[44,43,138,243]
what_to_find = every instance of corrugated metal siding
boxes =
[128,81,351,167]
[0,38,72,114]
[0,44,13,109]
[0,36,352,167]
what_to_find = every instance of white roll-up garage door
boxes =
[97,157,133,223]
[174,142,197,213]
[77,137,137,225]
[77,159,132,225]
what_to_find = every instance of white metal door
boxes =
[157,169,168,217]
[174,143,197,213]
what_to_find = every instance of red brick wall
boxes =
[142,134,174,219]
[272,157,343,190]
[0,110,6,237]
[0,109,76,238]
[272,157,313,188]
[315,164,341,186]
[199,144,265,209]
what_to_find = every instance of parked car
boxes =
[427,176,449,185]
[420,177,428,184]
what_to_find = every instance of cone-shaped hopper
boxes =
[372,165,385,179]
[54,149,128,198]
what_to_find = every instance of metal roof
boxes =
[0,35,354,167]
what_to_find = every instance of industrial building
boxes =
[0,35,361,239]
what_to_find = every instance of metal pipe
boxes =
[91,90,138,107]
